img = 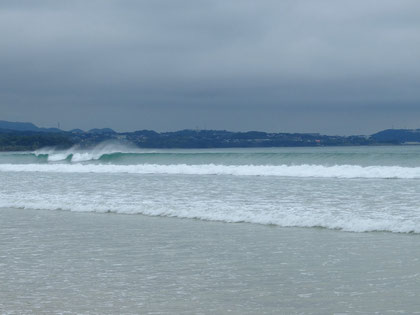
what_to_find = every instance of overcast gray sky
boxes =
[0,0,419,135]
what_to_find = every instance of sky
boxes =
[0,0,419,135]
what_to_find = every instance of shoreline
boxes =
[1,207,420,314]
[3,205,420,235]
[0,142,413,152]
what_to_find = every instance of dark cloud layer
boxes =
[1,0,419,134]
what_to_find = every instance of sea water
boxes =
[1,145,420,233]
[1,145,420,313]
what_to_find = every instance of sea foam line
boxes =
[1,163,420,178]
[2,203,419,234]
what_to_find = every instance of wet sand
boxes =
[1,207,420,314]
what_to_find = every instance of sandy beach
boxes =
[1,207,420,314]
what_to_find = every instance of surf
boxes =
[1,163,420,179]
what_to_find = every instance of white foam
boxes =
[1,201,419,233]
[34,142,139,162]
[1,163,420,179]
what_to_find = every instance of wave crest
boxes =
[2,203,419,234]
[34,142,138,162]
[1,163,420,178]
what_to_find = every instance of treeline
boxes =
[0,132,74,151]
[122,129,372,148]
[0,127,419,151]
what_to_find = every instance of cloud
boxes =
[0,0,419,134]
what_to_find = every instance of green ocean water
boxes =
[1,145,420,166]
[1,145,420,233]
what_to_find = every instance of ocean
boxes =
[1,144,420,313]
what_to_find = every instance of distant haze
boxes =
[1,0,419,135]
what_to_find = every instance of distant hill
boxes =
[370,129,420,143]
[130,129,159,137]
[0,120,63,133]
[88,128,116,134]
[0,120,40,132]
[70,129,85,133]
[0,120,117,135]
[1,119,420,151]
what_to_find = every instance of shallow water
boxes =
[1,207,420,314]
[2,145,420,313]
[1,146,420,233]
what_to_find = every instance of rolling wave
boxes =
[1,163,420,178]
[3,144,420,234]
[0,148,417,167]
[34,143,137,162]
[2,203,419,233]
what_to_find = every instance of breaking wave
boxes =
[2,202,419,234]
[34,142,139,162]
[5,143,417,167]
[1,163,420,178]
[2,145,420,234]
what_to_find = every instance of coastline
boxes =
[2,207,420,314]
[3,125,412,151]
